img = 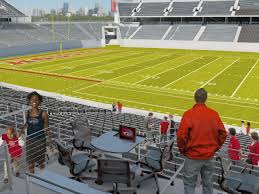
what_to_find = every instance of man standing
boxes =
[177,88,227,194]
[159,116,170,143]
[169,114,176,139]
[144,112,155,143]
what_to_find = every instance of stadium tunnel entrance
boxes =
[102,25,120,45]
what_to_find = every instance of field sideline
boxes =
[0,46,259,128]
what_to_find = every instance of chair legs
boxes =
[137,172,162,194]
[154,173,161,193]
[137,173,155,186]
[70,175,96,182]
[102,183,136,194]
[106,183,119,194]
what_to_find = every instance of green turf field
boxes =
[0,46,259,128]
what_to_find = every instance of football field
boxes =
[0,46,259,128]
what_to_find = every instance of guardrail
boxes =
[25,172,83,194]
[0,106,259,193]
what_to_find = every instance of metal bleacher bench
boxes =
[26,171,109,194]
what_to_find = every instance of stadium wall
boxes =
[120,39,259,53]
[0,39,101,58]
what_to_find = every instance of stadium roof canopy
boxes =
[0,0,25,18]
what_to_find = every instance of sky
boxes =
[6,0,111,13]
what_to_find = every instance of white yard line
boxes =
[162,57,222,88]
[73,91,259,124]
[97,81,259,106]
[73,76,259,107]
[89,54,188,79]
[67,52,156,76]
[47,51,137,73]
[199,58,240,89]
[72,54,174,91]
[79,84,259,110]
[29,51,113,71]
[18,49,108,68]
[231,58,259,97]
[133,56,197,85]
[30,49,131,71]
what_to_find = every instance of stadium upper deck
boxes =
[0,0,25,18]
[117,0,259,17]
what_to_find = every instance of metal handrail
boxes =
[0,106,31,119]
[25,172,83,194]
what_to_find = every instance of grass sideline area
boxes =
[0,46,259,128]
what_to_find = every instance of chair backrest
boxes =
[55,140,72,168]
[96,159,131,186]
[71,118,91,139]
[160,140,174,169]
[217,148,232,177]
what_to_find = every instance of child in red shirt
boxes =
[228,128,242,161]
[117,101,122,113]
[160,116,170,143]
[0,126,24,183]
[247,132,259,166]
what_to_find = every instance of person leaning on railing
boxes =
[21,91,52,174]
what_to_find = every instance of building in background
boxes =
[62,2,69,15]
[32,8,45,17]
[76,7,88,16]
[50,9,57,15]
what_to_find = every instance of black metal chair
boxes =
[137,139,174,194]
[95,158,136,194]
[71,118,96,157]
[217,156,259,194]
[55,140,95,182]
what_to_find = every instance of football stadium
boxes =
[0,0,259,194]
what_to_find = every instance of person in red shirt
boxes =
[177,88,227,194]
[159,116,170,143]
[0,126,24,183]
[246,122,251,136]
[117,101,122,113]
[247,132,259,166]
[228,128,242,161]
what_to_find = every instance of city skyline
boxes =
[6,0,111,14]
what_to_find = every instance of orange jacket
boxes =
[177,104,227,160]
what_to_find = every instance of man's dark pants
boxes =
[183,156,214,194]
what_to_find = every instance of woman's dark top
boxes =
[26,110,45,140]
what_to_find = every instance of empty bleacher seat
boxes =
[198,1,234,16]
[132,24,170,40]
[135,2,169,16]
[166,25,201,41]
[168,1,199,16]
[118,3,138,17]
[236,0,259,15]
[0,22,112,47]
[238,25,259,43]
[199,25,238,42]
[0,0,25,17]
[119,26,138,39]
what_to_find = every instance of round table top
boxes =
[91,131,144,153]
